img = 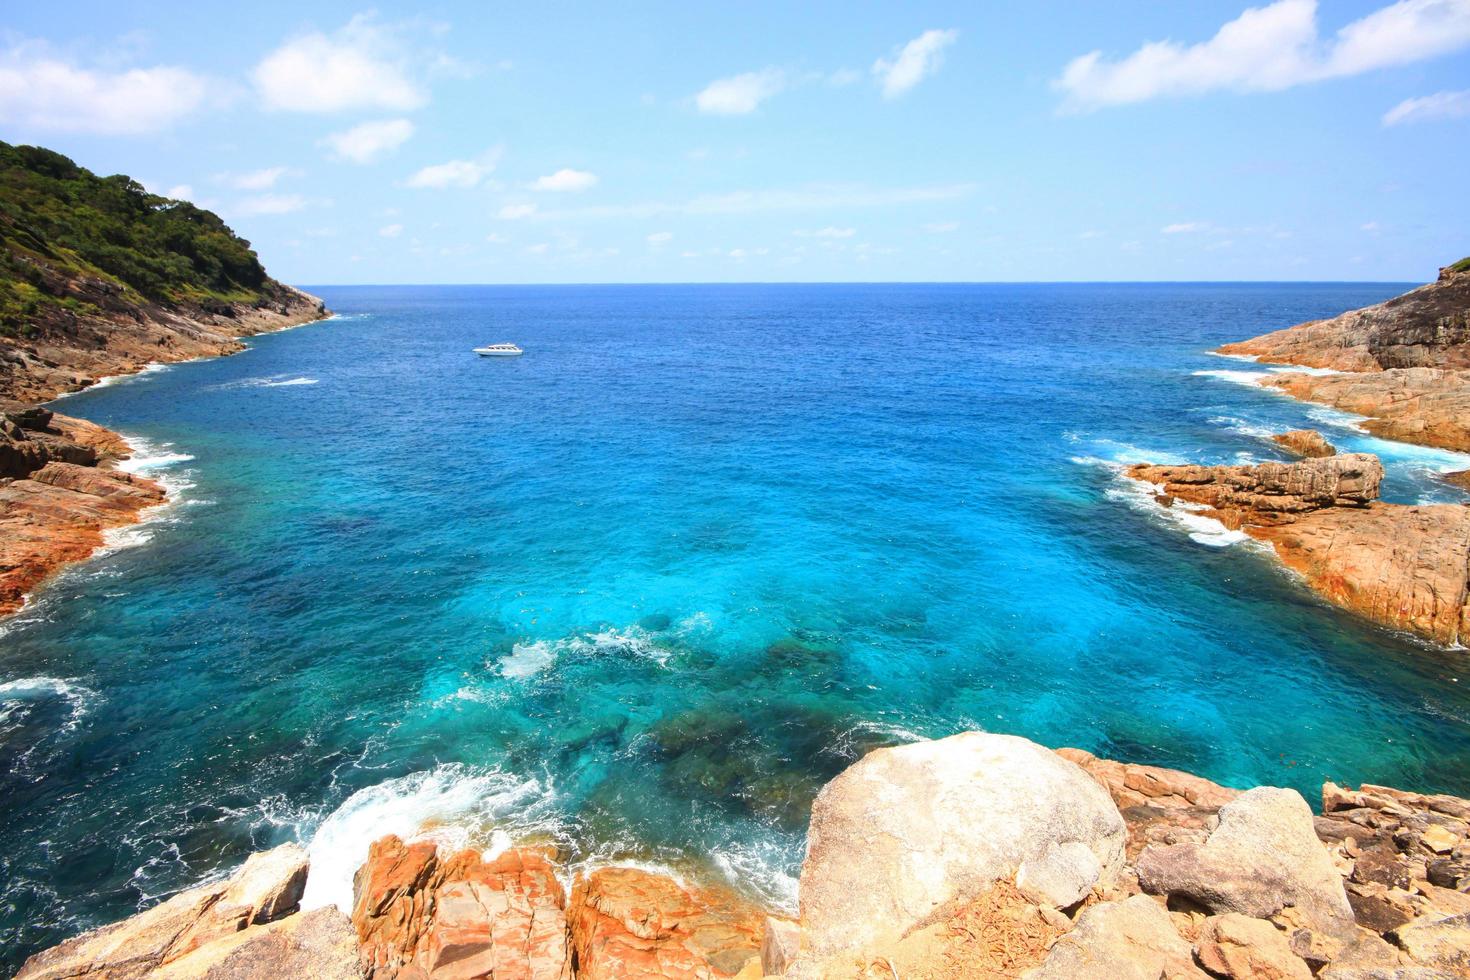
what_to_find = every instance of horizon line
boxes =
[295,278,1424,288]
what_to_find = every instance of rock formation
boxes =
[18,733,1470,979]
[1272,428,1336,458]
[0,401,167,615]
[0,281,326,404]
[797,732,1126,958]
[1264,367,1470,453]
[351,835,572,979]
[568,867,766,979]
[1128,454,1470,645]
[1216,260,1470,454]
[13,843,348,979]
[1218,261,1470,373]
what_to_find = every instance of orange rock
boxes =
[1217,263,1470,454]
[1056,748,1239,811]
[351,835,570,980]
[1128,455,1470,646]
[0,446,166,616]
[567,867,765,980]
[1271,429,1336,458]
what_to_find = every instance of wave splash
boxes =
[0,676,98,740]
[300,765,566,913]
[496,625,672,681]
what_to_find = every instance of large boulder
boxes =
[17,843,311,979]
[1021,895,1206,980]
[798,732,1126,957]
[567,866,765,980]
[351,835,571,979]
[151,907,361,980]
[1136,787,1356,937]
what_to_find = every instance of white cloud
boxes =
[216,166,291,191]
[1383,88,1470,124]
[531,168,599,192]
[253,14,426,112]
[795,226,857,238]
[486,232,509,244]
[379,223,404,237]
[526,242,550,254]
[407,150,500,189]
[0,41,208,134]
[923,221,960,233]
[695,68,786,114]
[1361,220,1381,231]
[322,118,415,163]
[528,182,975,221]
[1162,221,1209,233]
[827,68,863,87]
[498,203,538,219]
[647,231,673,244]
[1056,0,1470,110]
[165,184,194,201]
[873,29,958,99]
[233,193,307,216]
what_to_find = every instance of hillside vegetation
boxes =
[0,141,272,337]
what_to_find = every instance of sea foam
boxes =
[301,765,565,914]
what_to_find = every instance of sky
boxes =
[2,1,1468,284]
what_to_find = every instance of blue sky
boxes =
[2,1,1468,283]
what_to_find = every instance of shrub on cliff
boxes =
[0,141,271,336]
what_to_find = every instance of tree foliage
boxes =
[0,141,273,334]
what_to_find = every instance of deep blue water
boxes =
[4,283,1470,968]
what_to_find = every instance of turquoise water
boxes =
[4,283,1470,967]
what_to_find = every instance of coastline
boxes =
[1119,263,1470,649]
[0,289,329,618]
[19,733,1470,978]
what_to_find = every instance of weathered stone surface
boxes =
[171,844,310,958]
[151,907,362,980]
[1137,787,1356,937]
[1127,454,1383,526]
[1264,368,1470,454]
[1021,895,1207,980]
[0,283,327,404]
[760,917,799,978]
[1217,263,1470,453]
[798,732,1125,957]
[0,416,167,617]
[351,835,571,980]
[1194,913,1312,979]
[18,844,315,979]
[567,866,764,980]
[1274,428,1338,458]
[1390,912,1470,972]
[1056,747,1239,811]
[1218,263,1470,374]
[1128,453,1470,646]
[1016,841,1100,909]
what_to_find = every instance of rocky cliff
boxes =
[1129,454,1470,646]
[0,142,327,616]
[19,732,1470,979]
[1217,260,1470,453]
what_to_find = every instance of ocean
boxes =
[3,282,1469,968]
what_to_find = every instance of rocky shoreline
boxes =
[1217,260,1470,455]
[1128,452,1470,647]
[1123,261,1470,648]
[18,732,1470,978]
[0,286,328,616]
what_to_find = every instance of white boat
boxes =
[474,343,524,357]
